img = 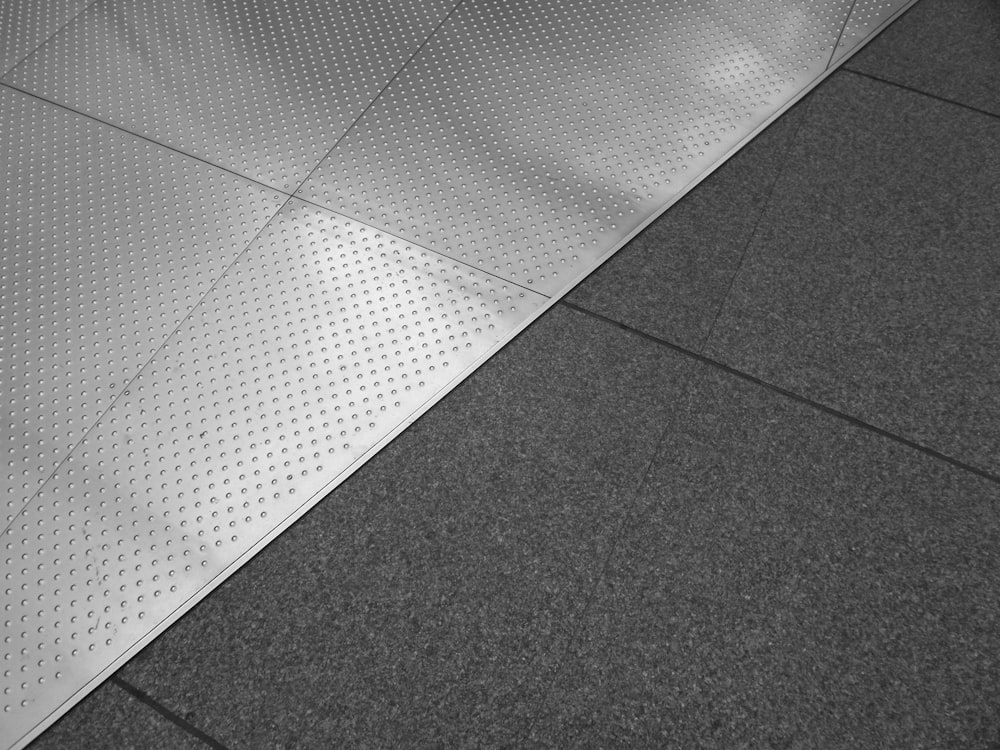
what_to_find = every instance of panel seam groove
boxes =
[0,193,293,538]
[1,80,544,300]
[291,194,551,299]
[0,81,284,195]
[0,0,101,77]
[826,0,860,70]
[287,0,468,198]
[110,676,230,750]
[825,0,922,71]
[561,301,1000,487]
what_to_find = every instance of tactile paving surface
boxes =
[0,0,91,74]
[1,0,918,747]
[1,199,545,747]
[3,0,458,191]
[1,84,284,538]
[300,0,860,294]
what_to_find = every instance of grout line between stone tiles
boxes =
[825,0,860,71]
[698,98,814,353]
[0,0,101,78]
[513,412,682,744]
[561,301,1000,487]
[841,67,1000,121]
[110,677,230,750]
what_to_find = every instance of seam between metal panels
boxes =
[0,78,541,301]
[0,192,285,538]
[4,79,542,304]
[0,80,284,194]
[826,0,861,69]
[1,0,468,192]
[827,0,922,69]
[0,0,100,77]
[287,0,468,197]
[289,196,549,298]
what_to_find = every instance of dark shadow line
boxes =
[562,301,1000,487]
[111,676,230,749]
[842,67,1000,121]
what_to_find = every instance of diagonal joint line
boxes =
[289,0,468,197]
[111,676,231,749]
[826,0,860,70]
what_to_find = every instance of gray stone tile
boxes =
[565,96,810,350]
[118,306,703,747]
[528,364,1000,749]
[846,0,1000,116]
[704,71,1000,476]
[28,682,207,750]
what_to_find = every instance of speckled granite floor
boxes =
[27,0,1000,747]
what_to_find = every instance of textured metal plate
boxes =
[2,0,458,191]
[299,0,859,294]
[1,84,284,535]
[1,198,545,747]
[0,0,91,74]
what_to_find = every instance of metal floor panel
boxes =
[1,0,916,746]
[0,84,284,534]
[299,0,860,294]
[0,0,91,74]
[2,0,458,191]
[2,198,545,746]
